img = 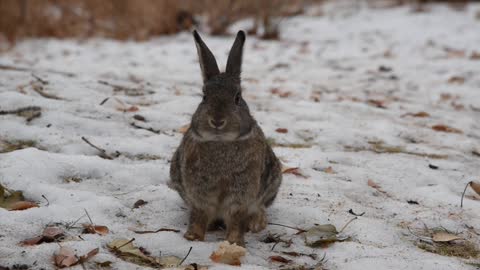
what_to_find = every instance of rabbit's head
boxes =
[190,30,255,141]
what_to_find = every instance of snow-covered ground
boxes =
[1,3,480,270]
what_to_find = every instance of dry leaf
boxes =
[78,248,100,264]
[470,181,480,195]
[402,111,430,118]
[447,76,465,84]
[445,48,465,58]
[54,247,78,268]
[304,224,349,247]
[127,106,139,112]
[179,124,190,134]
[0,184,38,211]
[432,124,463,134]
[82,224,109,235]
[324,166,336,174]
[367,179,388,196]
[470,51,480,60]
[432,231,462,242]
[269,255,292,264]
[21,226,65,245]
[275,128,288,134]
[210,241,246,266]
[367,99,387,109]
[282,166,308,178]
[133,199,148,209]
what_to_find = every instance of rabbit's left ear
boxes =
[226,31,246,80]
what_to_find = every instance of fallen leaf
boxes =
[432,231,462,242]
[304,224,349,247]
[133,199,148,209]
[282,166,308,178]
[367,99,387,109]
[402,111,430,118]
[210,241,246,266]
[78,248,100,264]
[275,128,288,134]
[432,124,463,134]
[82,224,109,235]
[470,51,480,60]
[269,255,292,264]
[470,181,480,195]
[54,247,78,268]
[133,114,146,122]
[270,88,292,98]
[21,226,65,245]
[324,166,336,174]
[444,47,465,58]
[0,184,38,211]
[367,179,389,196]
[108,238,181,268]
[447,76,465,84]
[179,124,190,134]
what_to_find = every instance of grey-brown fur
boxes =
[168,30,282,246]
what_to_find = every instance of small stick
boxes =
[339,217,358,233]
[133,228,180,234]
[130,122,160,134]
[99,97,109,105]
[67,214,87,229]
[41,194,50,206]
[461,181,472,208]
[84,209,93,224]
[32,73,49,85]
[268,222,306,234]
[348,209,365,217]
[271,241,279,251]
[0,64,75,77]
[81,136,115,159]
[114,238,135,250]
[31,83,62,100]
[179,246,193,265]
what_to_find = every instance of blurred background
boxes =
[0,0,475,45]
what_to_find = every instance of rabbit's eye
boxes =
[234,93,241,105]
[202,95,206,102]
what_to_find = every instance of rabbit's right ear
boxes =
[193,30,220,83]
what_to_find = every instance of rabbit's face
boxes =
[191,74,254,141]
[190,30,251,141]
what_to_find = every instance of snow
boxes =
[1,3,480,270]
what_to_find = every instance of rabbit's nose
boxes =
[208,118,227,129]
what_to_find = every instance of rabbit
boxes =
[168,30,282,246]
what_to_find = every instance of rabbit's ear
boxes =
[193,30,220,83]
[226,30,246,80]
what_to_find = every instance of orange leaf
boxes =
[282,166,308,178]
[470,181,480,195]
[269,255,292,263]
[54,247,78,268]
[367,179,389,196]
[324,166,336,174]
[275,128,288,134]
[82,224,109,235]
[432,124,463,134]
[8,201,38,211]
[127,106,139,112]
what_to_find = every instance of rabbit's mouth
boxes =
[192,128,241,142]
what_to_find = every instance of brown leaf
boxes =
[8,201,39,211]
[447,76,465,84]
[470,181,480,195]
[470,51,480,60]
[367,99,387,109]
[210,241,246,266]
[402,111,430,118]
[21,236,44,246]
[82,224,109,235]
[54,246,78,268]
[275,128,288,134]
[324,166,336,174]
[367,179,388,196]
[282,166,308,178]
[269,255,292,264]
[133,199,148,209]
[270,88,292,98]
[126,106,139,112]
[42,226,65,241]
[78,248,100,263]
[432,124,463,134]
[432,231,462,242]
[445,48,465,58]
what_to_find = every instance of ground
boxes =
[1,3,480,270]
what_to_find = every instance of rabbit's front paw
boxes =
[248,209,267,233]
[184,229,205,241]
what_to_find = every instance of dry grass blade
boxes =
[133,228,180,234]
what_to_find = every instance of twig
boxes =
[99,97,109,105]
[84,209,93,224]
[133,228,180,234]
[81,136,118,160]
[41,195,50,206]
[32,73,49,85]
[31,83,62,100]
[271,242,279,251]
[66,214,87,229]
[130,122,160,134]
[461,181,472,208]
[407,226,434,243]
[268,222,306,234]
[348,209,365,217]
[0,64,75,77]
[179,246,193,265]
[115,238,135,250]
[339,217,358,233]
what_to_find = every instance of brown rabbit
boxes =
[168,30,282,246]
